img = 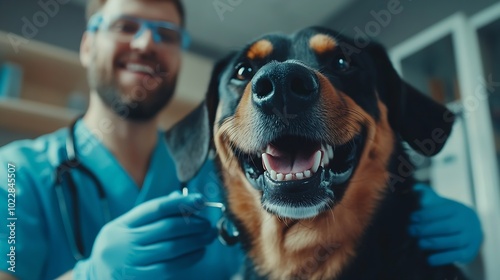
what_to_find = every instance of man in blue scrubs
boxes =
[0,0,483,279]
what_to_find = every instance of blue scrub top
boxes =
[0,120,243,279]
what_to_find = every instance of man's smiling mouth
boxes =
[116,60,167,79]
[125,63,156,75]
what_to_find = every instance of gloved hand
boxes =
[73,191,217,279]
[409,183,483,266]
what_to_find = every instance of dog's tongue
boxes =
[264,145,320,174]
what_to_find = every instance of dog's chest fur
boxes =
[223,145,466,280]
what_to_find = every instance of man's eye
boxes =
[110,20,139,34]
[234,63,254,81]
[158,28,180,44]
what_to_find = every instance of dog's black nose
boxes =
[251,62,319,115]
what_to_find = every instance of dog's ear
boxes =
[164,102,210,183]
[366,43,455,156]
[164,53,233,182]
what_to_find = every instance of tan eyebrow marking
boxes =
[309,34,337,55]
[247,39,273,60]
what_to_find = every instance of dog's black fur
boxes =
[165,27,467,280]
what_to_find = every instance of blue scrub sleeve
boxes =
[0,154,49,280]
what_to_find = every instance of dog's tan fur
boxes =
[247,39,274,60]
[212,72,396,279]
[309,34,337,55]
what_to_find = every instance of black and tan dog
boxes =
[165,27,466,280]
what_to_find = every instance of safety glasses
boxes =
[87,13,190,50]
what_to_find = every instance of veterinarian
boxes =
[0,0,483,279]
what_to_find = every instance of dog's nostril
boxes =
[290,77,309,96]
[253,77,274,98]
[290,74,318,96]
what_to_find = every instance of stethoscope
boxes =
[54,117,239,261]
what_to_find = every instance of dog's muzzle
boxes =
[233,61,364,220]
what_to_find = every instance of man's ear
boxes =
[366,42,455,156]
[80,32,92,67]
[164,53,234,182]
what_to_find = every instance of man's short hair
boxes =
[86,0,185,26]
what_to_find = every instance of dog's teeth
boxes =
[328,145,334,159]
[304,170,312,178]
[277,173,284,181]
[312,150,322,173]
[270,170,277,180]
[296,172,304,180]
[257,153,262,158]
[322,152,329,166]
[262,153,271,171]
[285,174,293,181]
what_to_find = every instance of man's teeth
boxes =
[260,145,335,182]
[126,63,155,75]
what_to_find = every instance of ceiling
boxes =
[184,0,355,57]
[73,0,357,58]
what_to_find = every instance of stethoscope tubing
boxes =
[54,118,111,260]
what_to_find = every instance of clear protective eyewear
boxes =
[87,13,190,49]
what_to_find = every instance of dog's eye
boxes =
[333,57,351,72]
[234,63,254,81]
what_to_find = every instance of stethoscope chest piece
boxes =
[217,216,240,246]
[183,186,240,246]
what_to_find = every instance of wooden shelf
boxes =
[0,97,198,136]
[0,98,79,136]
[0,31,88,96]
[0,31,210,137]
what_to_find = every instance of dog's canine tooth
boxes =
[285,174,293,181]
[304,170,312,178]
[328,145,334,160]
[312,150,322,173]
[296,172,304,180]
[322,152,329,166]
[262,153,271,171]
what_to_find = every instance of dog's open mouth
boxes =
[236,133,364,219]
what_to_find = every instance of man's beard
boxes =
[88,64,176,122]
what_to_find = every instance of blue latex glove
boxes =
[409,183,483,266]
[73,192,217,279]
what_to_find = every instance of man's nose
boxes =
[130,27,156,51]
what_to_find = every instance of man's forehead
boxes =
[101,0,181,24]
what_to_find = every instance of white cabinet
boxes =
[391,8,500,280]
